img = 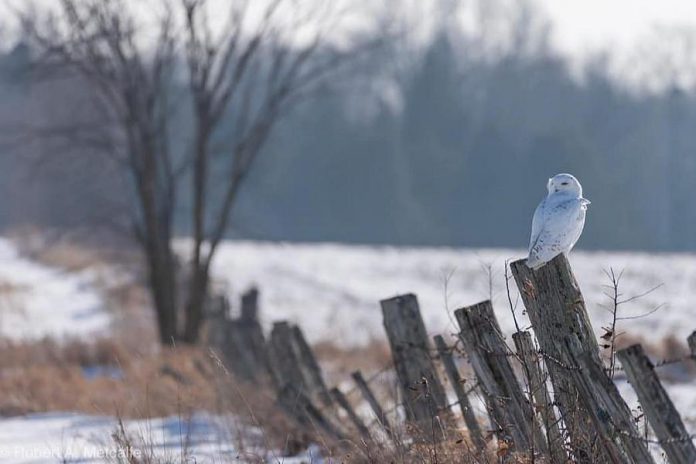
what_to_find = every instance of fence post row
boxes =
[205,290,273,383]
[381,294,451,439]
[207,260,696,461]
[510,255,654,464]
[617,344,696,464]
[455,301,547,456]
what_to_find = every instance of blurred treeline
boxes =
[1,3,696,251]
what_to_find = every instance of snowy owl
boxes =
[527,173,590,269]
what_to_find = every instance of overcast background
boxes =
[3,0,696,251]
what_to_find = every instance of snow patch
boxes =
[0,238,110,340]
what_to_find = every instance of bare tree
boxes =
[18,0,378,344]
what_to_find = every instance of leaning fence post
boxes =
[277,384,345,442]
[268,321,332,408]
[223,289,272,383]
[455,301,546,456]
[561,336,655,464]
[352,370,396,441]
[268,321,305,388]
[512,331,566,463]
[381,294,451,439]
[617,344,696,464]
[510,255,654,463]
[330,387,371,441]
[292,326,333,408]
[433,334,486,450]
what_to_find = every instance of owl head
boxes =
[547,173,582,196]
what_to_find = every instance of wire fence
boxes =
[209,264,696,461]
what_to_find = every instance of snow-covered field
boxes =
[0,412,321,463]
[0,413,233,463]
[0,238,110,340]
[208,241,691,348]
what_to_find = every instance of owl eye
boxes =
[561,182,569,186]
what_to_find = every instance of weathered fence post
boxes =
[277,384,345,441]
[381,294,450,439]
[268,321,332,407]
[268,321,305,387]
[617,344,696,464]
[512,331,566,463]
[224,289,272,383]
[292,326,333,407]
[510,255,654,464]
[205,294,230,350]
[330,387,371,441]
[433,334,486,450]
[240,287,259,322]
[455,301,546,456]
[352,370,396,440]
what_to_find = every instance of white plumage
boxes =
[527,173,590,269]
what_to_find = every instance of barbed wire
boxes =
[616,427,696,445]
[394,335,696,378]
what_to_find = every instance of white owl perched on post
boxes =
[527,173,590,269]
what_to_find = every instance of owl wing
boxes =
[527,198,586,269]
[528,197,547,251]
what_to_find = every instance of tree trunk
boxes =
[143,236,178,345]
[182,264,210,343]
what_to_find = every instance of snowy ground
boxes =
[0,412,320,463]
[0,238,110,340]
[206,240,693,348]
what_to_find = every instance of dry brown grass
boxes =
[0,339,219,417]
[314,339,392,385]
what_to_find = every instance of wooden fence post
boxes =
[240,287,259,322]
[268,321,332,407]
[512,331,566,463]
[381,294,450,439]
[561,336,655,464]
[433,334,486,450]
[268,321,305,388]
[292,325,333,407]
[455,301,546,456]
[617,344,696,464]
[224,290,272,383]
[277,384,345,442]
[510,255,653,463]
[205,294,230,350]
[330,387,372,441]
[352,370,396,440]
[205,289,272,384]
